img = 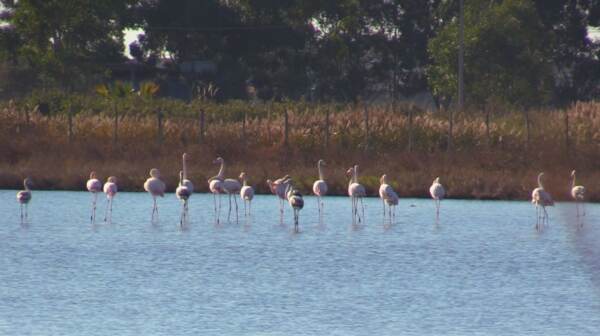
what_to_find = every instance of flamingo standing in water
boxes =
[240,172,254,218]
[379,174,399,223]
[16,177,33,222]
[285,183,304,232]
[144,168,166,222]
[312,160,328,218]
[267,175,291,222]
[208,158,225,224]
[570,170,585,219]
[209,157,241,223]
[531,172,554,230]
[103,176,117,222]
[87,171,103,223]
[176,171,191,227]
[346,165,366,225]
[429,177,445,219]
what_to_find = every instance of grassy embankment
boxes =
[1,95,600,201]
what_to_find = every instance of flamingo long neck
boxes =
[318,161,324,180]
[217,160,225,179]
[23,180,29,191]
[182,156,188,180]
[243,176,248,186]
[538,174,544,189]
[572,173,576,189]
[353,166,359,183]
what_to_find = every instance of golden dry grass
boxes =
[2,100,600,201]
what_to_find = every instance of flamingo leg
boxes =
[20,204,23,221]
[294,209,299,232]
[104,198,110,222]
[25,204,29,220]
[382,199,386,222]
[227,194,232,222]
[249,200,252,218]
[179,201,185,227]
[217,193,222,225]
[234,195,239,223]
[243,199,247,217]
[151,196,158,221]
[360,197,365,224]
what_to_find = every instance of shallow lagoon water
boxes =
[1,190,600,335]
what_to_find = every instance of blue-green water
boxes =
[1,190,600,335]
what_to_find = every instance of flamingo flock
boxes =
[14,157,589,231]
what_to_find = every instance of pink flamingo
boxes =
[176,171,191,227]
[429,177,445,220]
[267,175,291,222]
[285,182,304,232]
[144,168,166,222]
[379,174,399,223]
[312,160,328,218]
[240,172,254,218]
[346,165,366,225]
[86,171,103,223]
[103,176,117,222]
[570,170,585,220]
[208,157,225,224]
[209,157,241,223]
[531,172,554,230]
[16,177,33,222]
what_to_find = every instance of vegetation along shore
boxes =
[2,96,600,202]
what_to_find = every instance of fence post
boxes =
[565,109,570,155]
[242,111,247,144]
[157,110,164,144]
[68,104,73,143]
[283,109,289,147]
[325,107,330,149]
[364,104,369,150]
[199,109,205,143]
[525,109,531,148]
[408,105,414,152]
[448,108,454,152]
[113,102,118,146]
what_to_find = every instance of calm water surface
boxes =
[1,190,600,335]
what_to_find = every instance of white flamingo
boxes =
[429,177,445,219]
[208,157,226,224]
[346,165,366,225]
[86,171,102,223]
[240,172,254,218]
[176,171,191,227]
[531,172,554,230]
[267,175,291,221]
[285,183,304,232]
[312,159,328,218]
[209,157,241,223]
[103,176,117,222]
[379,174,399,223]
[181,153,194,193]
[16,177,33,222]
[570,170,585,219]
[144,168,166,222]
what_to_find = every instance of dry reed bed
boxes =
[2,101,600,201]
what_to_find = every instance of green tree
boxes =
[0,0,135,89]
[428,0,554,108]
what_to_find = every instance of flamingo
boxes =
[208,157,226,224]
[144,168,166,221]
[16,177,33,222]
[531,172,554,230]
[176,171,191,227]
[267,175,291,221]
[379,174,399,223]
[103,176,117,222]
[240,172,254,218]
[285,183,304,232]
[429,177,445,219]
[181,153,194,193]
[312,159,328,218]
[570,170,585,219]
[86,171,103,223]
[209,157,241,223]
[346,165,366,225]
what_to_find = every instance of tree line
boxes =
[1,0,600,109]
